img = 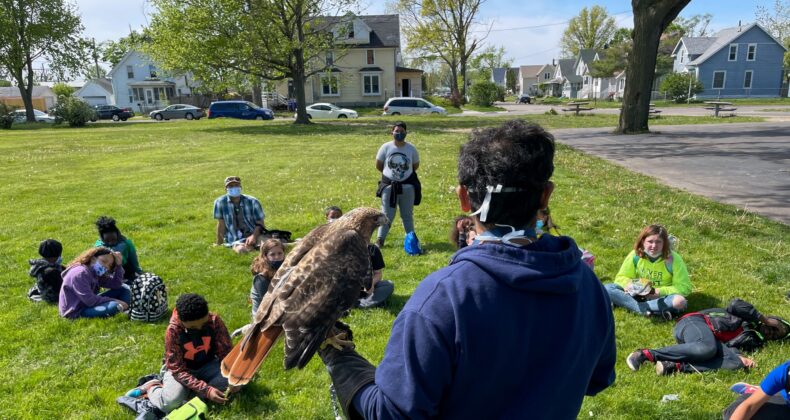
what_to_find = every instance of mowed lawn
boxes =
[0,115,787,419]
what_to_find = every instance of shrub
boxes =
[469,81,500,106]
[0,102,17,129]
[52,83,74,98]
[661,72,704,103]
[50,97,96,127]
[539,97,563,105]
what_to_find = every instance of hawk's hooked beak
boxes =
[377,215,389,227]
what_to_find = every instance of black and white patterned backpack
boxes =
[129,272,168,322]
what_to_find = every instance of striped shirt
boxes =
[213,194,265,243]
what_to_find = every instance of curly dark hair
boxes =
[176,293,209,322]
[458,120,555,227]
[95,216,121,236]
[393,121,407,131]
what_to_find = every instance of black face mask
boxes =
[270,260,284,270]
[185,324,211,338]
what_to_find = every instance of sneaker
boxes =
[646,310,674,321]
[656,361,678,376]
[626,350,648,371]
[730,382,759,395]
[124,379,161,398]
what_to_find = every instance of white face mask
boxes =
[645,249,662,258]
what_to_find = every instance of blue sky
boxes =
[73,0,771,68]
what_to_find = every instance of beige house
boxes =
[276,14,421,107]
[516,64,555,96]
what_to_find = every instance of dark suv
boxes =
[207,101,274,120]
[516,94,532,104]
[93,105,135,121]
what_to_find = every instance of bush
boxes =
[424,95,455,109]
[538,97,563,105]
[469,81,500,107]
[660,72,704,103]
[0,102,17,129]
[52,83,74,98]
[50,97,96,127]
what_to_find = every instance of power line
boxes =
[475,10,633,33]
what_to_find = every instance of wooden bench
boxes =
[648,109,662,118]
[561,107,594,113]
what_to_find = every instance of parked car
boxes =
[516,94,532,104]
[382,97,447,116]
[93,105,135,121]
[298,103,358,119]
[149,104,204,121]
[207,101,274,120]
[12,109,55,123]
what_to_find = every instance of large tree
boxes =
[560,6,618,57]
[100,30,151,69]
[0,0,86,122]
[618,0,692,134]
[755,0,790,79]
[395,0,488,104]
[147,0,354,124]
[469,45,510,82]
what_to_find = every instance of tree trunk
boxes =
[617,0,691,134]
[21,54,36,122]
[460,59,468,103]
[252,79,263,107]
[449,64,461,107]
[292,49,310,125]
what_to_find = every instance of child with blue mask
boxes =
[28,238,66,304]
[58,247,131,319]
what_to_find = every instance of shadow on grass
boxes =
[687,292,723,313]
[231,382,278,415]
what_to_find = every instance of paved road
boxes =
[551,122,790,225]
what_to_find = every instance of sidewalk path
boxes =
[552,122,790,225]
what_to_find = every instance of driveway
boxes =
[551,122,790,225]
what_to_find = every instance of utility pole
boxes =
[92,38,101,79]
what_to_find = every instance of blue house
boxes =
[672,23,787,98]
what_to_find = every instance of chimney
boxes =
[738,20,742,32]
[552,58,555,66]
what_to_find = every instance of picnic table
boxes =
[562,101,594,116]
[704,101,737,118]
[648,103,662,118]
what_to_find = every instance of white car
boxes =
[12,109,56,123]
[382,97,447,116]
[298,103,358,119]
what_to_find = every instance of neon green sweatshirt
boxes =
[614,250,692,296]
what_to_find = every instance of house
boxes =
[107,50,195,113]
[74,78,114,106]
[517,64,555,96]
[491,67,518,91]
[275,14,422,107]
[547,58,582,98]
[672,23,787,98]
[0,86,57,111]
[612,70,627,99]
[571,49,621,100]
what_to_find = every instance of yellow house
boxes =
[276,14,422,107]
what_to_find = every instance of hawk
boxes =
[221,207,388,385]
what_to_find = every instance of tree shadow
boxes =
[230,382,278,415]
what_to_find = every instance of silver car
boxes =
[12,109,56,123]
[149,104,204,121]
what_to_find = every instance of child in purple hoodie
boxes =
[58,247,131,319]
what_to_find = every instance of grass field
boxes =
[0,115,788,419]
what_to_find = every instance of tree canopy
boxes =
[755,0,790,72]
[560,6,618,57]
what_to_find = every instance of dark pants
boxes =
[723,393,790,419]
[650,316,744,373]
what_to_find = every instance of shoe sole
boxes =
[656,362,672,375]
[626,354,641,371]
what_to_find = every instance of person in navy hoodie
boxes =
[319,120,616,419]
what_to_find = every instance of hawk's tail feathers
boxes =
[221,325,283,386]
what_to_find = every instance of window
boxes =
[363,74,380,95]
[321,74,339,96]
[728,44,738,61]
[544,72,551,79]
[126,65,134,79]
[132,87,144,102]
[743,70,753,89]
[326,52,334,66]
[747,44,756,61]
[348,30,354,38]
[366,49,375,65]
[149,65,157,78]
[128,88,133,103]
[680,53,684,63]
[712,71,726,89]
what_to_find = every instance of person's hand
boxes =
[244,235,257,247]
[112,251,122,267]
[762,317,781,329]
[739,356,756,370]
[207,387,228,404]
[227,385,241,394]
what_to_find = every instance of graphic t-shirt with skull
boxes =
[377,141,420,182]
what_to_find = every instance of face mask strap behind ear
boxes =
[469,185,526,223]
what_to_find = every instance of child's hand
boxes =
[207,387,228,404]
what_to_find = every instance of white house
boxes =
[107,50,194,113]
[574,49,620,100]
[74,78,114,106]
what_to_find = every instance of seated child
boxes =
[94,216,143,281]
[327,206,394,308]
[724,360,790,419]
[59,247,130,319]
[605,224,691,319]
[131,293,239,413]
[250,239,286,316]
[28,239,65,304]
[450,216,476,250]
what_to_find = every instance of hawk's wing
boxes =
[269,227,369,369]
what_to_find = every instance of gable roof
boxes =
[324,14,400,48]
[492,67,507,84]
[0,86,55,97]
[74,78,114,97]
[557,58,582,83]
[689,23,788,65]
[672,36,716,57]
[107,50,140,78]
[578,49,598,66]
[519,65,544,77]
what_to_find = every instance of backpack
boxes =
[164,397,207,420]
[403,231,423,256]
[129,272,168,322]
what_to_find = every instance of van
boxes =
[382,97,447,116]
[207,101,274,120]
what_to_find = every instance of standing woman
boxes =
[375,121,421,248]
[59,247,131,319]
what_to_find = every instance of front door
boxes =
[401,79,410,97]
[145,89,154,105]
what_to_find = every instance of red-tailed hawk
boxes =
[221,207,388,385]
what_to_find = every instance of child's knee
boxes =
[672,295,688,311]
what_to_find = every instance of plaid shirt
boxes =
[213,194,265,243]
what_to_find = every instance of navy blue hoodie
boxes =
[354,234,616,419]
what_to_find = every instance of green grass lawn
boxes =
[0,117,788,419]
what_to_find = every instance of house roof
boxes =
[0,86,55,97]
[492,67,508,84]
[323,14,400,48]
[536,64,556,76]
[359,66,384,72]
[396,66,423,73]
[74,78,114,97]
[673,36,716,57]
[688,23,788,65]
[578,49,598,66]
[556,58,582,83]
[519,65,544,77]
